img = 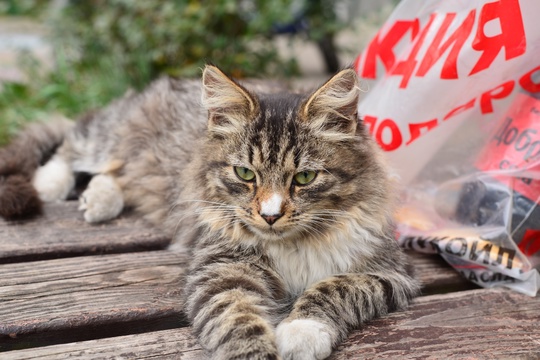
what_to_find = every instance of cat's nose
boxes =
[261,213,282,225]
[259,193,284,225]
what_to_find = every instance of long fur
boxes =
[0,118,72,219]
[2,66,420,359]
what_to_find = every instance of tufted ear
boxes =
[301,68,360,139]
[201,65,258,136]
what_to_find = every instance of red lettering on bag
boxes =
[375,119,403,151]
[470,0,526,75]
[476,87,540,202]
[362,115,378,135]
[519,65,540,93]
[444,98,476,121]
[406,119,439,145]
[360,20,420,79]
[416,10,476,80]
[480,80,515,114]
[391,14,436,88]
[362,65,540,153]
[518,229,540,256]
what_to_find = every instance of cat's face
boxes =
[197,66,389,243]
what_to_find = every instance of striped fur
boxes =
[5,65,420,359]
[178,67,419,359]
[0,117,73,219]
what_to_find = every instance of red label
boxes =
[476,92,540,202]
[356,0,526,88]
[518,229,540,256]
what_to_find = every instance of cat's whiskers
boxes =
[167,202,182,217]
[295,222,327,240]
[174,199,244,213]
[168,200,243,236]
[288,210,353,242]
[196,205,251,221]
[200,215,240,224]
[321,166,339,181]
[195,208,236,217]
[310,211,353,225]
[310,208,353,217]
[197,205,257,239]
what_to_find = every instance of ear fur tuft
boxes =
[201,65,258,136]
[302,68,360,139]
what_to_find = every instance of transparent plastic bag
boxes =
[354,0,540,295]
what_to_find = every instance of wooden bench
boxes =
[1,202,539,359]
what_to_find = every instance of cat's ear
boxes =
[201,65,258,135]
[301,68,360,140]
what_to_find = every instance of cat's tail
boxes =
[0,117,73,219]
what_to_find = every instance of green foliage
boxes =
[303,0,346,41]
[0,48,132,144]
[0,0,357,145]
[54,0,299,86]
[0,0,47,17]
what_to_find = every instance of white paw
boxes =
[79,174,123,223]
[32,156,75,202]
[276,319,333,360]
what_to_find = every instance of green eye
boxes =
[234,166,256,181]
[293,170,317,185]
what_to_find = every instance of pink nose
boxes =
[261,213,282,225]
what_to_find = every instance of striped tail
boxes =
[0,118,73,219]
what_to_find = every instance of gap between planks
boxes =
[0,251,189,352]
[0,250,472,352]
[4,288,540,359]
[0,202,170,263]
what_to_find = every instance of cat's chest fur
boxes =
[265,223,380,296]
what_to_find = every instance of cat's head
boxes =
[196,65,393,245]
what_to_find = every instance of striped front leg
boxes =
[185,259,284,360]
[276,272,419,360]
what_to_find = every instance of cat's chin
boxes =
[244,223,294,242]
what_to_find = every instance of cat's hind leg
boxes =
[32,154,75,202]
[79,173,124,223]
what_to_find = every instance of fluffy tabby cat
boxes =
[0,65,419,359]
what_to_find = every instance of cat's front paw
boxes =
[276,319,333,360]
[79,174,123,223]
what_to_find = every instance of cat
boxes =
[0,65,420,359]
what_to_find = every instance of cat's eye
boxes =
[234,166,256,181]
[293,170,317,185]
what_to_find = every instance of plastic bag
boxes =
[354,0,540,295]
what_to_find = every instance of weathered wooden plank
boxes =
[407,252,478,294]
[3,329,207,360]
[0,202,170,262]
[6,289,539,359]
[333,288,540,359]
[0,202,471,287]
[0,202,472,293]
[0,251,188,351]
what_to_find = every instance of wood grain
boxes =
[0,202,473,293]
[407,252,478,294]
[332,288,540,359]
[0,251,188,351]
[3,200,527,358]
[4,329,206,360]
[6,289,540,359]
[0,248,472,338]
[0,202,170,262]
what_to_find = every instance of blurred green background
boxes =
[0,0,397,145]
